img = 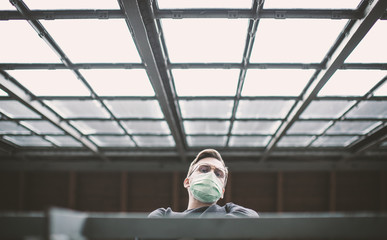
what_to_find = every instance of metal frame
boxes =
[0,0,386,166]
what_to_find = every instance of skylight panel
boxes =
[232,120,281,134]
[373,81,387,96]
[346,20,387,63]
[157,0,253,9]
[70,121,124,135]
[132,136,175,147]
[0,121,30,134]
[0,1,15,10]
[25,0,120,10]
[0,100,41,119]
[173,69,239,96]
[300,100,355,119]
[20,120,64,134]
[312,136,358,147]
[242,69,314,96]
[104,100,164,118]
[89,135,135,147]
[45,136,83,147]
[4,135,52,147]
[287,121,332,134]
[250,19,347,63]
[228,136,270,147]
[7,70,90,96]
[184,121,230,134]
[179,100,234,118]
[277,136,314,147]
[162,19,248,63]
[236,100,295,118]
[318,70,385,96]
[81,69,155,97]
[41,19,141,63]
[345,101,387,119]
[263,0,361,9]
[0,89,8,96]
[121,120,170,134]
[45,100,110,119]
[0,21,60,63]
[326,121,381,135]
[187,136,227,147]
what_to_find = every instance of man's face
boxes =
[185,157,227,188]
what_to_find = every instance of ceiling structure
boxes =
[0,0,386,171]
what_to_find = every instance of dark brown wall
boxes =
[0,170,385,213]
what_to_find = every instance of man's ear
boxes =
[183,177,190,189]
[221,187,225,199]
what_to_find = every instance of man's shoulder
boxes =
[224,202,259,217]
[148,207,170,218]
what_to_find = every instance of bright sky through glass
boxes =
[81,69,155,96]
[374,81,387,96]
[242,69,314,96]
[0,89,8,96]
[24,0,120,9]
[318,70,386,96]
[157,0,253,9]
[264,0,361,9]
[250,19,347,63]
[345,20,387,63]
[0,0,15,10]
[0,21,61,63]
[173,69,239,96]
[42,19,141,63]
[7,70,91,96]
[162,19,248,63]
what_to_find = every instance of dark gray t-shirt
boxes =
[148,202,259,218]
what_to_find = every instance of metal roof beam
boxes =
[155,9,360,19]
[260,0,387,162]
[119,0,186,161]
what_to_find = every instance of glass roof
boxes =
[20,120,64,134]
[81,69,155,96]
[0,100,41,119]
[345,20,387,63]
[187,136,228,147]
[0,121,30,135]
[0,20,60,63]
[42,19,141,63]
[173,69,239,96]
[250,19,347,63]
[318,70,386,96]
[0,0,386,161]
[242,69,314,96]
[232,120,281,134]
[7,70,90,96]
[162,19,249,63]
[45,100,110,119]
[179,100,234,119]
[157,0,253,9]
[25,0,120,10]
[263,0,361,9]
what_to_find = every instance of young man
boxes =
[148,149,259,217]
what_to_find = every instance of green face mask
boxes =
[189,172,223,203]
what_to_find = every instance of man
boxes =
[148,149,259,217]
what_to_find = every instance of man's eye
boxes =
[215,171,223,178]
[199,166,209,173]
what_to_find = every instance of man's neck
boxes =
[187,198,214,210]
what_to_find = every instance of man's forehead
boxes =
[196,157,224,169]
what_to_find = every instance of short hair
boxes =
[186,149,229,186]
